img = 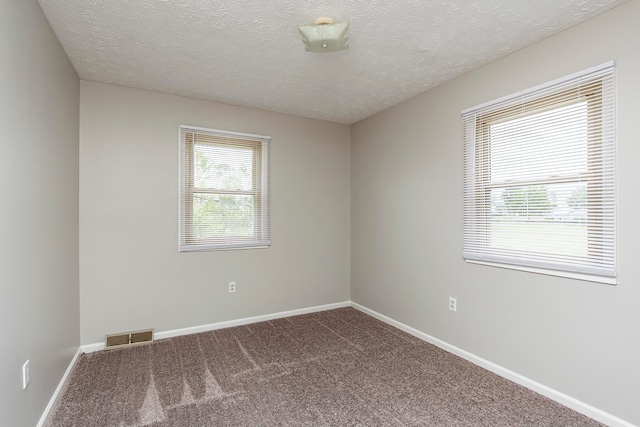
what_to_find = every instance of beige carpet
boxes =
[45,307,602,426]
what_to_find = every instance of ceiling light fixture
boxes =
[298,17,349,53]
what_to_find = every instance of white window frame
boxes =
[179,125,270,252]
[462,62,616,284]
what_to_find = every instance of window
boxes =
[462,62,615,282]
[179,125,270,251]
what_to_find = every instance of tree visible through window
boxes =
[462,63,615,281]
[484,101,590,257]
[179,126,270,251]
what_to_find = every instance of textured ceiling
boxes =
[38,0,628,124]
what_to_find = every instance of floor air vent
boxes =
[105,329,154,350]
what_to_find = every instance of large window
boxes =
[462,62,615,282]
[179,126,270,251]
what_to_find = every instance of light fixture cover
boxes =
[298,21,349,53]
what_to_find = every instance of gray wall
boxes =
[351,1,640,424]
[79,82,351,344]
[0,1,80,426]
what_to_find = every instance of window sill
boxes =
[465,259,617,285]
[179,243,270,252]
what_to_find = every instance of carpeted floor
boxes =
[45,307,602,426]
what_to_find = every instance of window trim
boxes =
[462,62,616,284]
[179,125,271,252]
[466,260,617,285]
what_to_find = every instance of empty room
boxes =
[2,0,639,426]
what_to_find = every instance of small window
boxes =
[462,62,615,282]
[179,125,270,251]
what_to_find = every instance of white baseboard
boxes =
[81,341,104,354]
[36,347,82,427]
[351,302,634,427]
[81,301,351,353]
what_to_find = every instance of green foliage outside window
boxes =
[192,145,254,238]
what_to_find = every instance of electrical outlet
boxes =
[22,360,30,389]
[229,282,236,293]
[449,297,457,312]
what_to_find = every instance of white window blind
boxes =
[462,62,615,281]
[179,125,270,251]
